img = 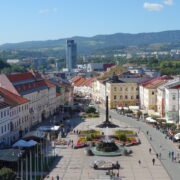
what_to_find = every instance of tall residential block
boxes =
[66,40,77,71]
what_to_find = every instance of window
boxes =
[172,95,176,100]
[152,91,155,95]
[114,87,117,91]
[1,126,3,134]
[136,87,139,91]
[1,112,3,118]
[131,87,134,90]
[136,95,139,99]
[114,95,117,100]
[125,88,128,91]
[120,95,123,100]
[125,95,128,99]
[172,105,176,111]
[131,96,133,100]
[120,87,122,91]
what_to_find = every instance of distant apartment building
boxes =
[66,40,77,71]
[86,63,114,72]
[126,66,160,77]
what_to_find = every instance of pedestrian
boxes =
[152,158,155,165]
[150,136,152,141]
[156,153,159,159]
[138,160,141,165]
[168,151,171,158]
[56,175,60,180]
[159,153,161,160]
[172,151,174,158]
[149,148,151,154]
[147,131,149,135]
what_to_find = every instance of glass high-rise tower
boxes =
[66,40,77,71]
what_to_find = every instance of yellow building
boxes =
[106,76,141,109]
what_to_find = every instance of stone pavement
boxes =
[44,115,170,180]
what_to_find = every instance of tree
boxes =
[85,107,96,114]
[0,168,17,180]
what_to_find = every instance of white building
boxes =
[87,63,104,72]
[0,99,11,146]
[0,70,56,126]
[164,78,180,123]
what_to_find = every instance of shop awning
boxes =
[38,125,60,132]
[146,117,156,123]
[0,149,24,162]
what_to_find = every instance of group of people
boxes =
[168,151,180,163]
[50,175,60,180]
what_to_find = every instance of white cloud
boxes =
[39,9,50,14]
[38,8,58,14]
[52,8,58,12]
[144,2,164,11]
[164,0,174,5]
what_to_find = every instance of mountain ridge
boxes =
[1,30,180,55]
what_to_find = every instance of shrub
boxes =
[118,133,127,142]
[0,168,16,180]
[85,107,96,114]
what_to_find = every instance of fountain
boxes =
[96,96,119,128]
[86,123,132,156]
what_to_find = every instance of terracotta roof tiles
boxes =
[0,87,28,105]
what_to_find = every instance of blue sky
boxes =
[0,0,179,44]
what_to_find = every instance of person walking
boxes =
[156,153,159,159]
[150,136,152,141]
[56,175,60,180]
[147,131,149,135]
[159,153,161,160]
[152,158,155,165]
[168,151,171,158]
[149,148,151,154]
[138,160,141,165]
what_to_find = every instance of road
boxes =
[99,106,180,180]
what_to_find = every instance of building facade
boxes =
[66,40,77,71]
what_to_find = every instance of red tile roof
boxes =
[0,101,10,108]
[15,80,47,93]
[71,76,83,83]
[0,87,28,105]
[44,80,56,87]
[171,84,180,89]
[7,70,42,82]
[7,72,34,82]
[73,76,96,87]
[140,76,173,89]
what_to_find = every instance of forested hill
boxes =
[0,30,180,54]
